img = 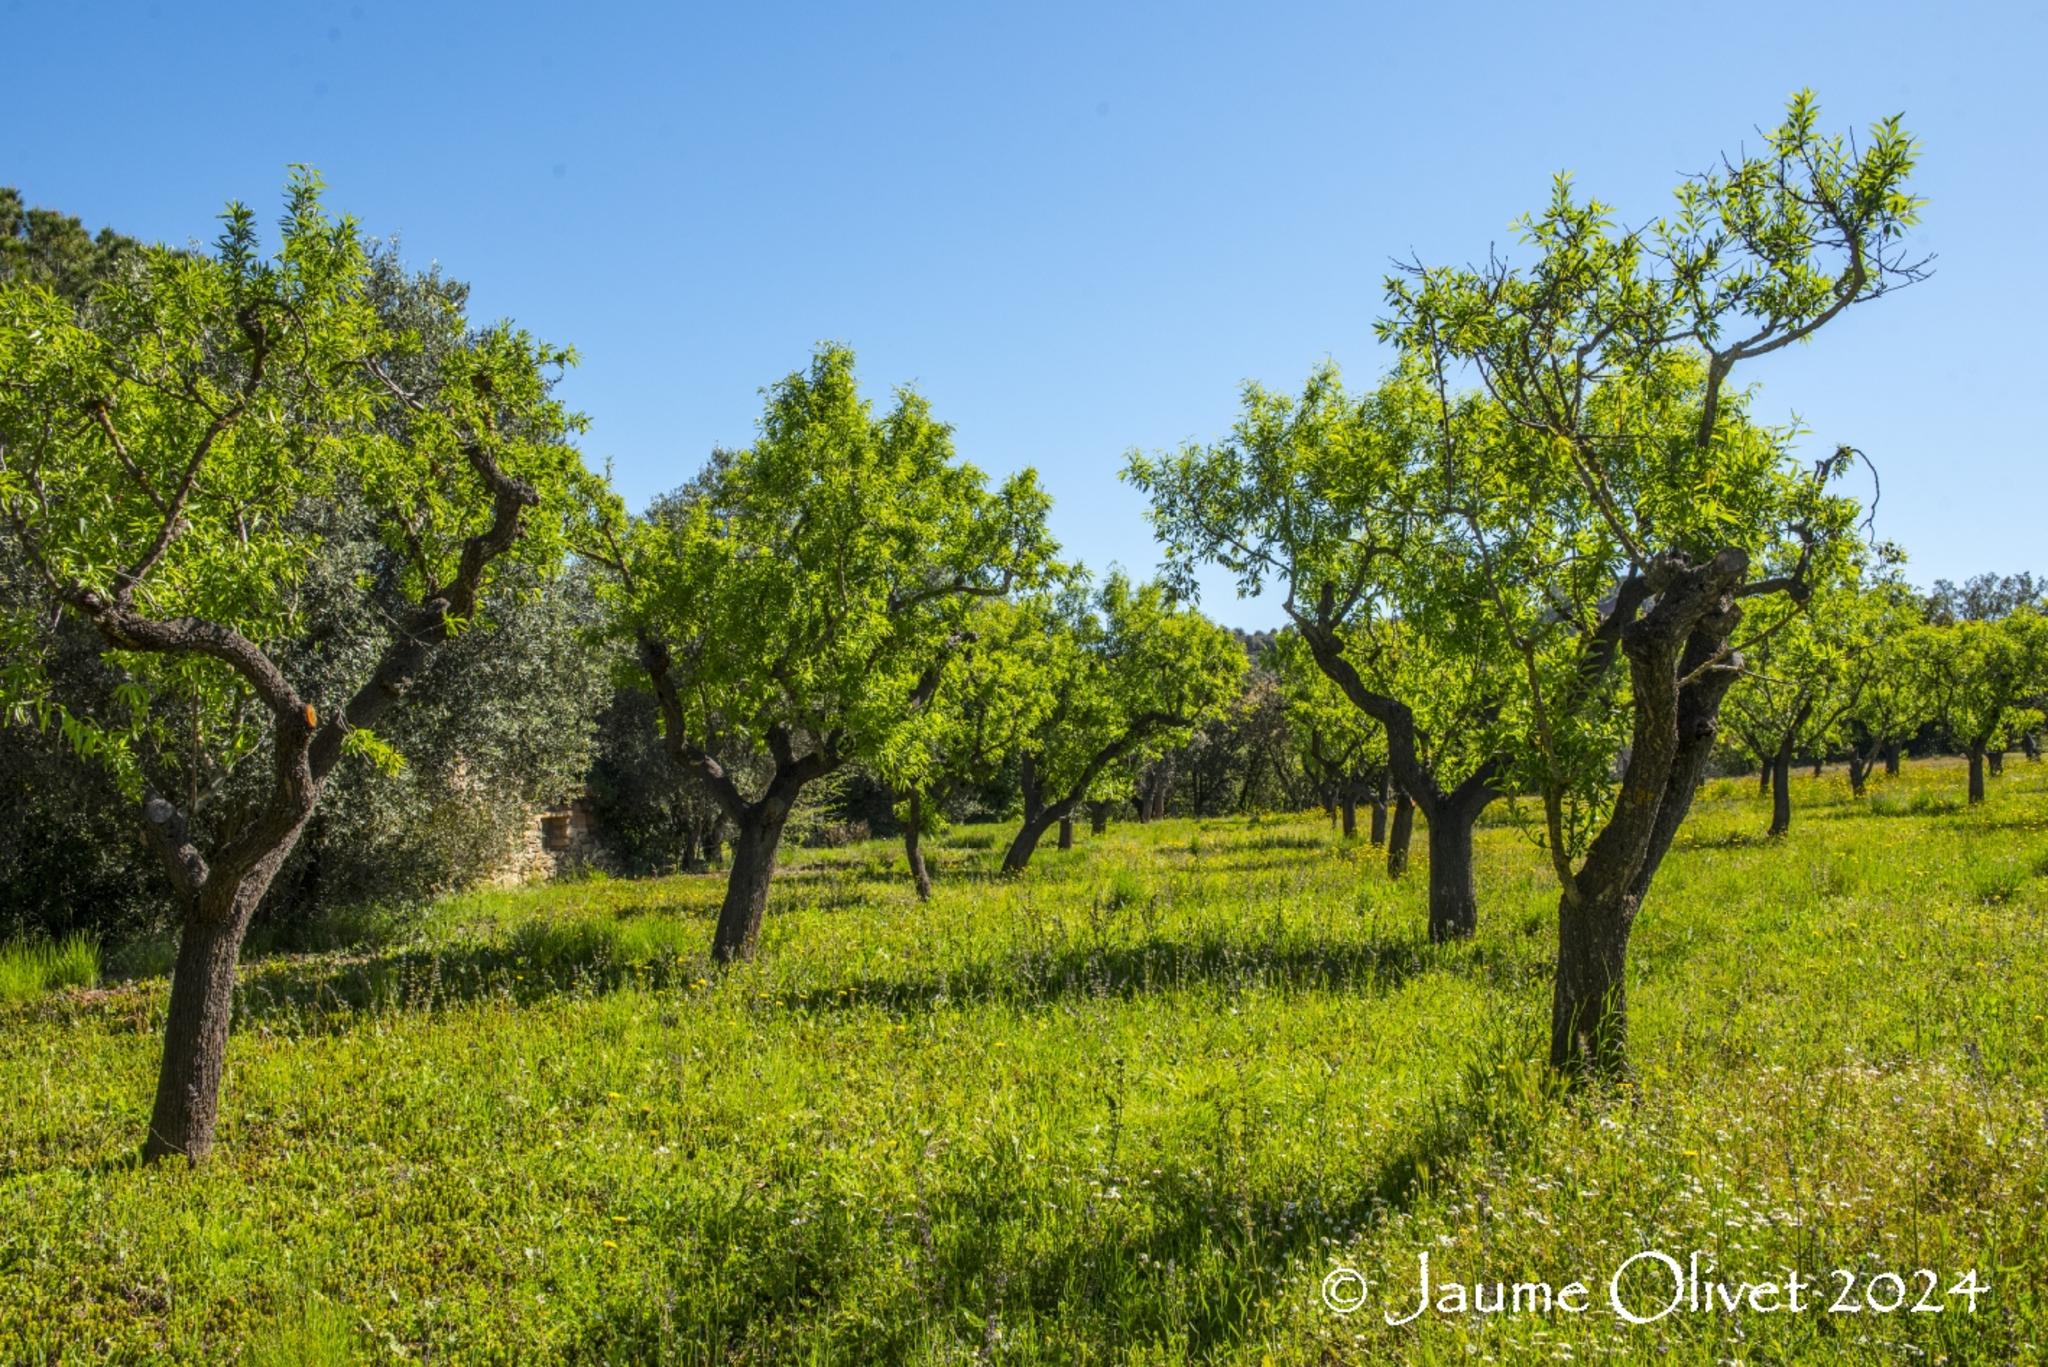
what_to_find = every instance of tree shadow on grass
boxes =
[215,919,1487,1036]
[566,1041,1557,1363]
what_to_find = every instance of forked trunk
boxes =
[1386,790,1415,878]
[712,804,792,962]
[1549,554,1746,1077]
[145,830,308,1163]
[1426,804,1479,942]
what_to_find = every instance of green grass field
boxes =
[3,758,2045,1363]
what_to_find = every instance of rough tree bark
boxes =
[1549,551,1749,1077]
[75,438,547,1162]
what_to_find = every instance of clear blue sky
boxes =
[7,0,2038,626]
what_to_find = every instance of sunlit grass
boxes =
[1,758,2044,1362]
[0,932,97,1004]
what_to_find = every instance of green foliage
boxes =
[1013,573,1247,816]
[1912,609,2048,751]
[593,344,1058,800]
[1371,93,1921,875]
[0,171,603,817]
[1125,363,1516,803]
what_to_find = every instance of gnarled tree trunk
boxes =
[1549,552,1745,1077]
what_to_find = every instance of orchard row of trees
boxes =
[0,93,1944,1162]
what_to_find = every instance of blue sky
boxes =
[6,0,2038,626]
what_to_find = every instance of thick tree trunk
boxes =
[1549,882,1632,1077]
[1386,790,1415,878]
[145,898,251,1162]
[145,829,307,1163]
[1340,795,1357,839]
[1967,745,1986,804]
[711,804,792,962]
[1549,556,1746,1077]
[1770,742,1793,837]
[904,791,932,901]
[1426,804,1480,942]
[1058,816,1074,850]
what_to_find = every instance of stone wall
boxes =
[490,796,611,886]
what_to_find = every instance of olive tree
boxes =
[1382,92,1925,1075]
[0,175,598,1160]
[589,346,1056,959]
[1000,573,1244,874]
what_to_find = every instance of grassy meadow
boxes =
[3,757,2045,1363]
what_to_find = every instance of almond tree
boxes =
[873,597,1053,898]
[1126,363,1518,938]
[1912,610,2048,803]
[0,175,597,1160]
[1383,92,1925,1075]
[1000,573,1244,874]
[1839,580,1930,792]
[590,346,1057,959]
